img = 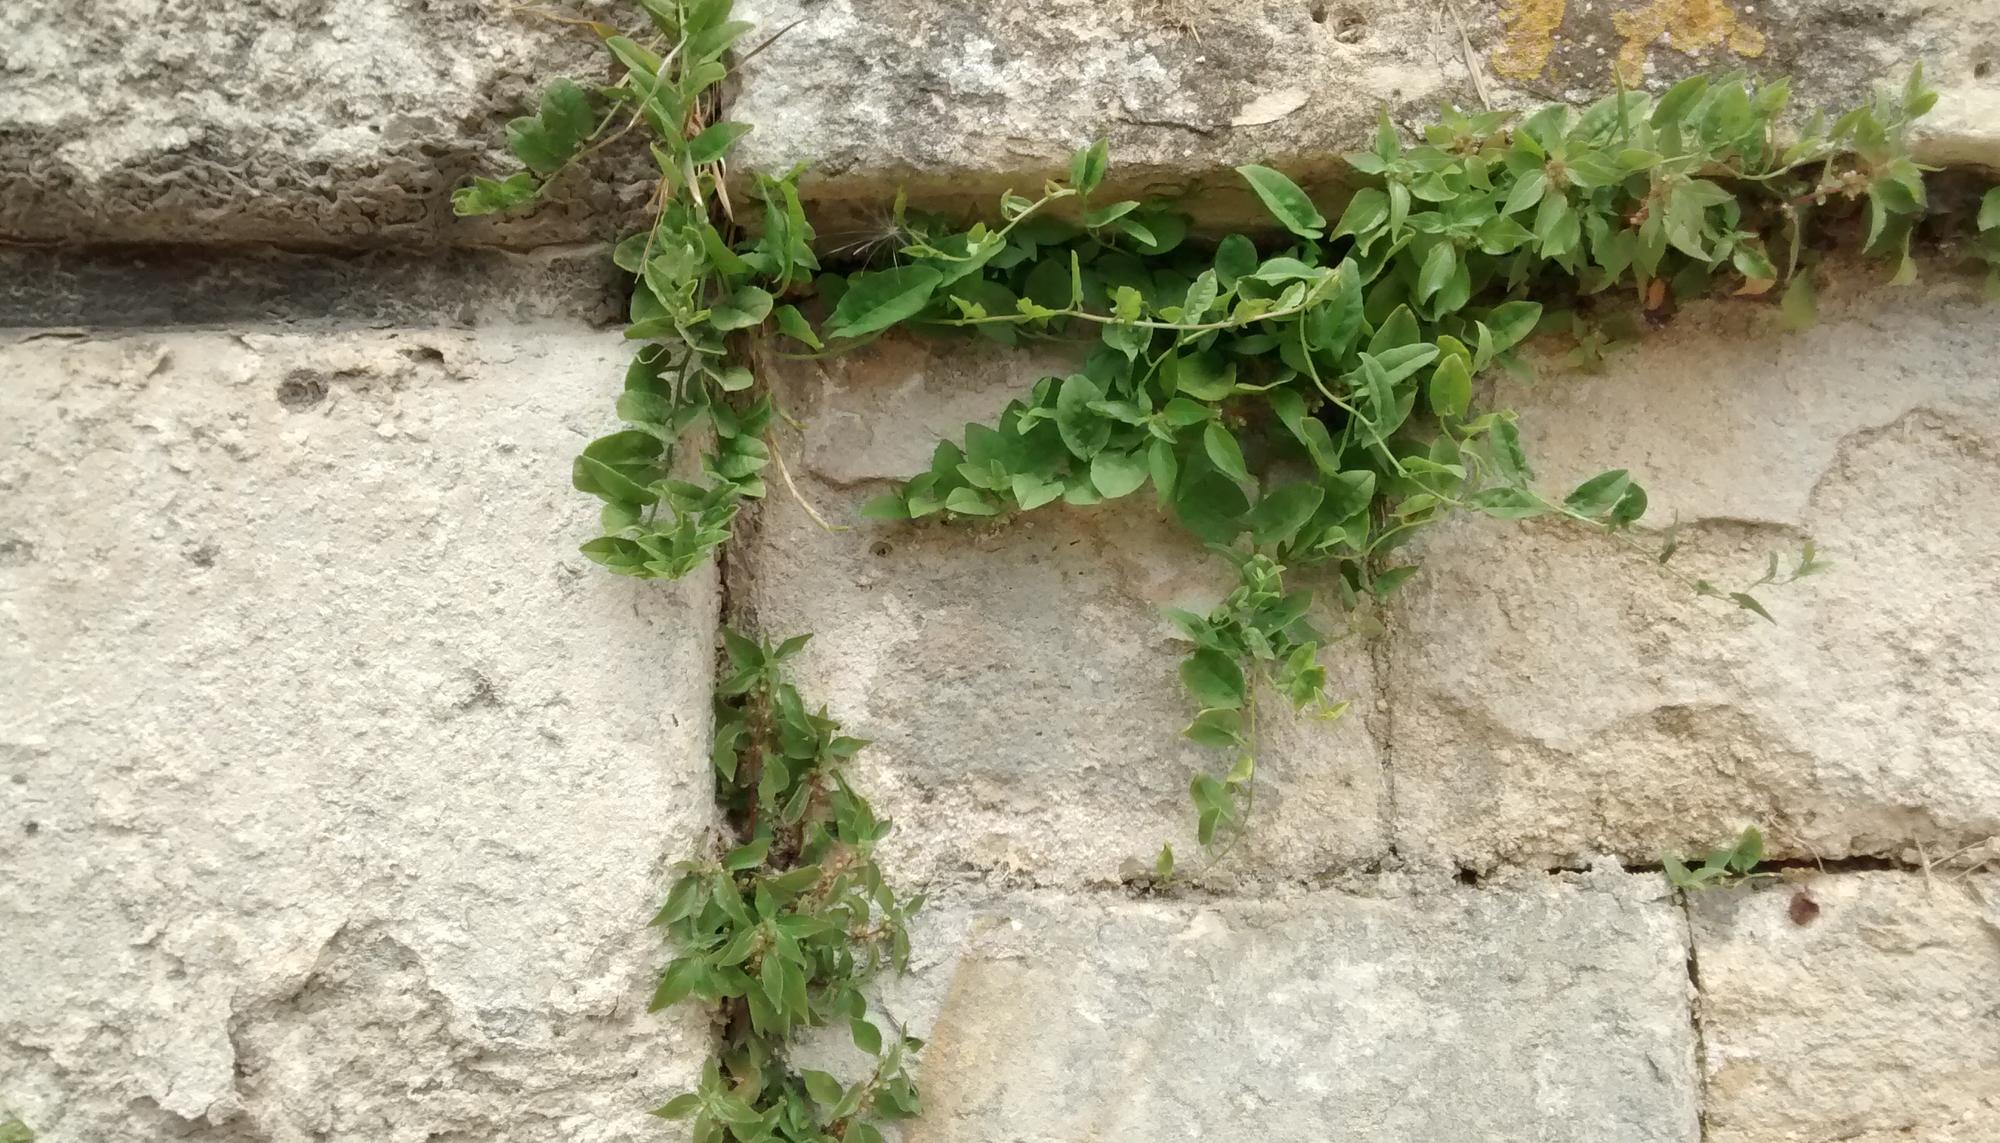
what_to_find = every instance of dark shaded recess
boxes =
[0,242,626,329]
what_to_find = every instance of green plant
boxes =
[0,1117,33,1143]
[649,630,923,1143]
[456,0,1993,1127]
[837,75,1921,851]
[1664,825,1774,890]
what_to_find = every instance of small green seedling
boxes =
[1663,825,1776,890]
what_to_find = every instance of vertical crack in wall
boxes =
[1679,893,1714,1141]
[1369,595,1403,867]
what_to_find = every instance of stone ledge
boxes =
[731,0,2000,229]
[0,328,716,1142]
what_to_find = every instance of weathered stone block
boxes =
[825,874,1697,1141]
[0,329,716,1141]
[733,336,1387,888]
[1387,275,2000,871]
[1690,871,2000,1143]
[0,0,647,246]
[731,0,2000,226]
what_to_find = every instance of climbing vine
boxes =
[455,0,1995,1134]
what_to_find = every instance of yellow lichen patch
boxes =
[1613,0,1767,84]
[1492,0,1568,82]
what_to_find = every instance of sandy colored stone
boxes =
[730,0,2000,229]
[0,0,649,246]
[0,328,717,1142]
[732,335,1386,889]
[811,873,1697,1142]
[1387,273,2000,871]
[1690,871,2000,1143]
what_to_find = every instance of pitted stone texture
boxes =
[0,329,716,1142]
[1690,872,2000,1143]
[825,874,1696,1142]
[730,0,2000,229]
[1388,275,2000,872]
[0,0,647,247]
[734,336,1386,888]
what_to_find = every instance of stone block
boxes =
[0,0,648,246]
[826,874,1698,1142]
[1386,275,2000,871]
[732,335,1387,889]
[1689,871,2000,1143]
[730,0,2000,227]
[0,328,717,1141]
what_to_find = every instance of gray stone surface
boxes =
[1690,871,2000,1143]
[0,0,648,247]
[0,328,717,1141]
[734,335,1387,889]
[730,0,2000,227]
[1388,272,2000,872]
[818,873,1697,1142]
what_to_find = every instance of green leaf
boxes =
[708,285,773,331]
[803,1071,846,1108]
[686,120,753,165]
[1183,708,1244,748]
[1174,470,1248,542]
[1214,234,1258,287]
[451,172,539,216]
[1729,825,1765,873]
[774,304,823,349]
[1090,448,1150,498]
[1651,74,1709,126]
[860,492,909,520]
[1332,187,1389,239]
[825,265,944,340]
[1730,592,1775,622]
[1427,353,1472,419]
[1246,483,1325,546]
[507,78,595,175]
[1483,301,1542,351]
[725,836,770,870]
[1155,843,1175,879]
[1564,469,1631,517]
[1501,169,1549,216]
[1202,422,1249,483]
[851,1017,884,1054]
[1056,373,1112,459]
[652,1093,704,1120]
[1070,138,1110,196]
[945,486,999,515]
[1235,164,1326,238]
[1466,486,1547,518]
[1417,242,1458,302]
[1181,647,1247,710]
[1980,187,2000,231]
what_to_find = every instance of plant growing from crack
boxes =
[1664,825,1778,891]
[649,630,923,1141]
[457,0,1996,1126]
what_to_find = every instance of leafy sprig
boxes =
[650,630,923,1143]
[1664,825,1776,891]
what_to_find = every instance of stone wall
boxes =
[4,2,1998,1142]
